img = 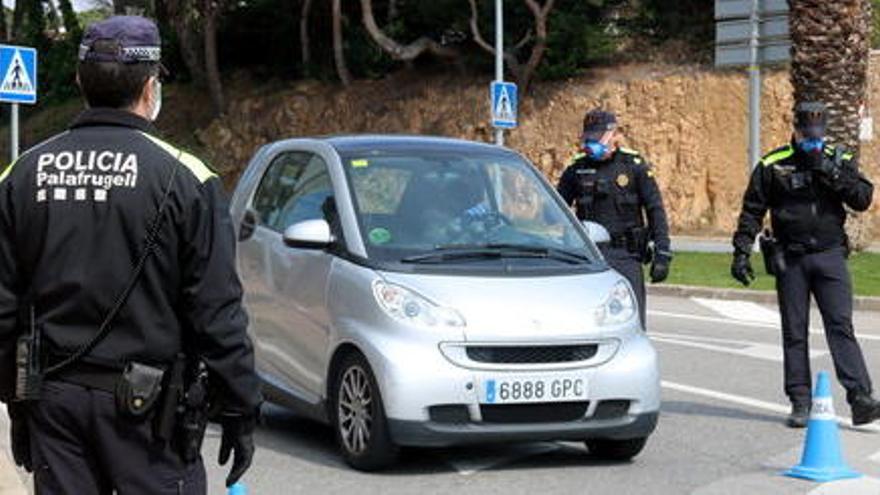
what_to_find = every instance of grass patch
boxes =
[663,251,880,297]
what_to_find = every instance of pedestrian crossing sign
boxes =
[491,81,517,129]
[0,45,37,104]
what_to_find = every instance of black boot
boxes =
[786,403,810,428]
[850,394,880,426]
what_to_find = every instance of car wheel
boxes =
[585,437,647,461]
[332,352,399,471]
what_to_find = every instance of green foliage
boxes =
[26,0,719,109]
[77,8,112,32]
[538,2,617,80]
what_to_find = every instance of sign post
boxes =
[715,0,789,171]
[748,0,761,169]
[494,0,505,146]
[0,44,38,162]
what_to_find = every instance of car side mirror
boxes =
[582,220,611,244]
[283,219,335,249]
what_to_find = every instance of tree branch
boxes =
[466,0,522,76]
[360,0,457,61]
[300,0,313,70]
[333,0,352,85]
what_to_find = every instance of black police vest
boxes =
[570,152,644,237]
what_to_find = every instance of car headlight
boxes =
[595,280,637,326]
[372,280,466,328]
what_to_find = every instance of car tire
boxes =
[332,352,399,471]
[585,437,648,461]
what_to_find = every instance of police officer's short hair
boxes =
[77,59,158,109]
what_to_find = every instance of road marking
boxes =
[806,476,880,494]
[448,443,560,475]
[652,331,827,362]
[661,380,880,433]
[649,310,880,342]
[692,297,780,324]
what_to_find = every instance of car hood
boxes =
[380,268,633,342]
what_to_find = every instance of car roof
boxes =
[317,134,513,155]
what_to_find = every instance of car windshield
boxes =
[341,147,600,269]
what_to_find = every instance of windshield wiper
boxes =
[400,244,591,265]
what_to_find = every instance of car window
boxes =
[341,151,597,268]
[252,152,334,233]
[486,161,568,240]
[351,167,411,214]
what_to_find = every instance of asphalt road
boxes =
[195,295,880,495]
[4,294,880,494]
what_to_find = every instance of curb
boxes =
[647,284,880,312]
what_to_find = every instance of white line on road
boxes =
[691,297,780,325]
[652,331,826,362]
[448,443,560,475]
[649,310,880,342]
[661,380,880,433]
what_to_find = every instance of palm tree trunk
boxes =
[789,0,873,248]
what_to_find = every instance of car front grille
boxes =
[480,401,589,424]
[466,345,599,364]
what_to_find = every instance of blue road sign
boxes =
[491,81,517,129]
[0,45,37,104]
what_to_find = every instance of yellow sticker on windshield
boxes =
[351,159,369,168]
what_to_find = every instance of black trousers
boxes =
[602,248,646,329]
[27,380,206,495]
[776,247,873,406]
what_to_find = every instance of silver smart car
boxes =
[230,135,660,470]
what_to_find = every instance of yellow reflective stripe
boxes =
[571,152,586,161]
[843,152,854,160]
[619,147,639,155]
[0,158,16,183]
[141,133,217,183]
[760,146,794,166]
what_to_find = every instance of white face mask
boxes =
[150,78,162,121]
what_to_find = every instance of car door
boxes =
[238,150,335,402]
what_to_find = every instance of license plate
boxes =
[482,375,587,404]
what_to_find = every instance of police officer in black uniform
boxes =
[731,101,880,428]
[0,16,261,493]
[557,110,672,327]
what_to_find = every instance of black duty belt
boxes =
[781,241,842,256]
[49,359,122,393]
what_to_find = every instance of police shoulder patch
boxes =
[760,145,794,167]
[142,133,217,183]
[0,158,17,183]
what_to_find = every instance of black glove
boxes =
[650,253,671,283]
[8,402,32,472]
[731,252,755,286]
[218,413,255,487]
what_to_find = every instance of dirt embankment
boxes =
[11,61,876,238]
[198,60,880,238]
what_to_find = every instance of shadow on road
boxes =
[254,404,638,475]
[662,400,781,424]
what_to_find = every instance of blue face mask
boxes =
[584,140,609,161]
[798,137,824,154]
